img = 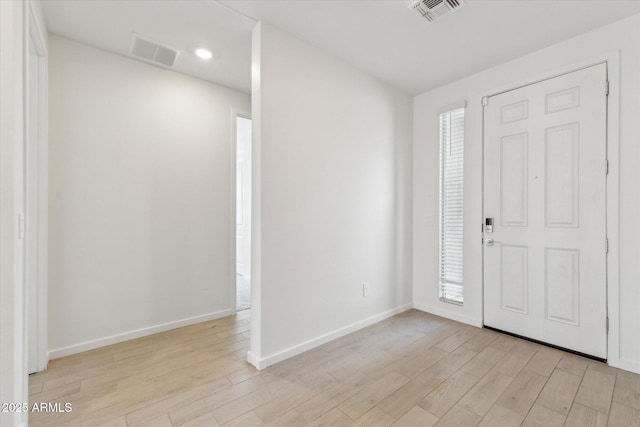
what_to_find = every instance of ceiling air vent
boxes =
[410,0,466,22]
[130,34,179,68]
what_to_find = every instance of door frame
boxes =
[229,108,251,315]
[25,0,49,373]
[480,51,621,366]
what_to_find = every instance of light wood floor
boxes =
[29,309,640,426]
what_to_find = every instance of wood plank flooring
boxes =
[29,310,640,426]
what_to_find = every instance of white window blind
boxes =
[439,107,465,304]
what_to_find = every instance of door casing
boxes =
[25,0,49,374]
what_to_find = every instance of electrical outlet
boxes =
[363,282,370,297]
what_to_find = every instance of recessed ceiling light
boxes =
[195,48,213,60]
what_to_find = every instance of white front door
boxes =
[483,63,608,359]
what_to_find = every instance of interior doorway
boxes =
[235,115,251,311]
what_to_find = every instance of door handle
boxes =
[485,238,500,246]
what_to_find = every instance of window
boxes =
[439,106,465,304]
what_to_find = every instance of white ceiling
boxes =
[41,0,256,93]
[227,0,640,94]
[42,1,640,96]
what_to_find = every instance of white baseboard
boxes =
[247,351,266,370]
[4,411,28,427]
[10,413,27,427]
[247,303,413,370]
[48,309,233,359]
[609,357,640,375]
[413,301,482,328]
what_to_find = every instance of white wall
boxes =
[1,1,26,425]
[250,23,413,368]
[48,36,250,357]
[413,14,640,373]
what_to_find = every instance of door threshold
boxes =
[483,325,607,364]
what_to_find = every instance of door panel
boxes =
[545,123,579,227]
[500,133,528,226]
[483,63,607,359]
[545,248,579,325]
[500,244,528,314]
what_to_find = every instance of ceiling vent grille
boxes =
[410,0,466,22]
[130,34,179,68]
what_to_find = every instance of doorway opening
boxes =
[235,115,251,312]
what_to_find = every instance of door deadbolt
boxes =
[485,217,494,233]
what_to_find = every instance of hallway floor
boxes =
[29,309,640,426]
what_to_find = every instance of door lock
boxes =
[485,217,494,233]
